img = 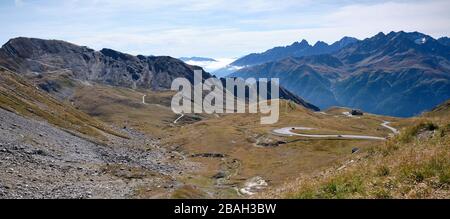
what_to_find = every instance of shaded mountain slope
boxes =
[0,37,208,90]
[0,67,125,141]
[233,31,450,117]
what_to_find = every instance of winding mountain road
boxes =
[272,121,399,141]
[381,121,399,134]
[142,95,147,105]
[173,114,184,124]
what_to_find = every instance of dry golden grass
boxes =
[0,68,125,142]
[261,116,450,199]
[29,72,427,198]
[165,100,407,198]
[71,84,215,139]
[25,69,438,199]
[72,84,179,138]
[5,65,446,199]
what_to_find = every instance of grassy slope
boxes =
[71,84,180,138]
[166,101,408,198]
[70,84,400,198]
[261,105,450,199]
[0,68,126,142]
[425,99,450,121]
[22,69,431,199]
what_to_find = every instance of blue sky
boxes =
[1,0,449,58]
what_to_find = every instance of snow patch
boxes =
[415,37,427,45]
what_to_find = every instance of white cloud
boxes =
[68,27,312,58]
[71,0,312,13]
[2,0,450,58]
[184,58,237,72]
[322,0,450,40]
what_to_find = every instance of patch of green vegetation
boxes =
[400,154,450,185]
[378,140,400,156]
[398,121,439,143]
[282,118,450,199]
[171,185,208,199]
[294,174,365,199]
[372,188,392,199]
[376,165,390,177]
[0,69,128,142]
[439,123,450,137]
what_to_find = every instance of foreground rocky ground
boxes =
[0,108,194,198]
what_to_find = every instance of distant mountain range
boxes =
[213,37,358,78]
[2,31,448,117]
[231,31,450,117]
[0,37,318,110]
[231,37,359,67]
[438,37,450,46]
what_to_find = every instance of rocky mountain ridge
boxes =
[232,31,450,117]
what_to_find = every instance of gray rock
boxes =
[1,37,203,91]
[0,108,190,198]
[352,147,360,154]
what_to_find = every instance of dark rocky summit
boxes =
[0,37,204,90]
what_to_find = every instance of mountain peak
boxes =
[338,36,358,43]
[2,37,92,59]
[100,48,135,61]
[374,32,386,38]
[4,37,80,48]
[313,41,329,47]
[4,37,46,45]
[291,39,310,48]
[0,37,209,90]
[333,37,358,48]
[233,31,450,117]
[230,37,358,67]
[438,37,450,46]
[340,36,356,40]
[300,39,309,45]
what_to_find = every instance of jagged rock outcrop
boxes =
[0,37,207,90]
